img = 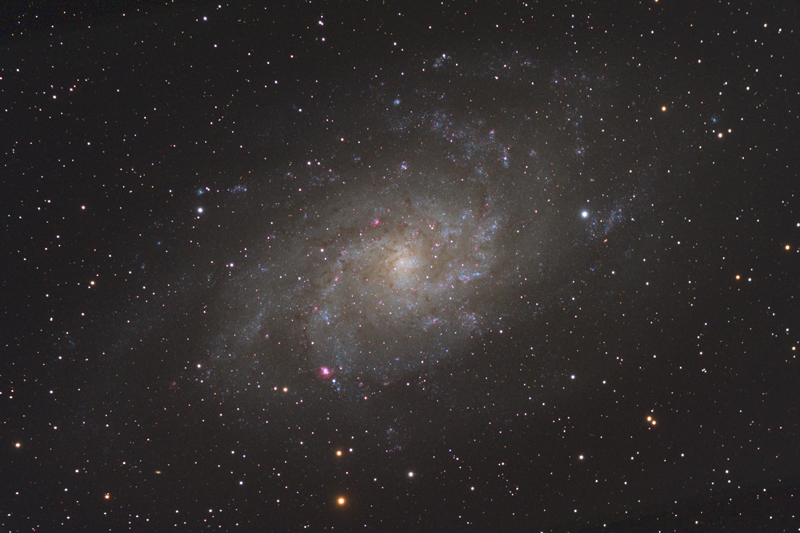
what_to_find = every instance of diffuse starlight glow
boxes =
[298,178,504,380]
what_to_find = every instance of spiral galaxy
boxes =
[195,49,653,396]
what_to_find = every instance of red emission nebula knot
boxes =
[315,366,335,380]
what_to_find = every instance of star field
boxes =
[2,1,799,531]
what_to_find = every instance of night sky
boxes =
[3,1,800,531]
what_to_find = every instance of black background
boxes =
[3,1,799,531]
